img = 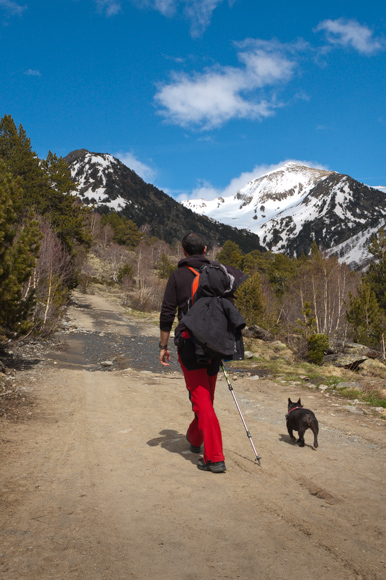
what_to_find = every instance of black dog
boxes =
[286,398,319,448]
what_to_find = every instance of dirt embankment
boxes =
[1,291,385,580]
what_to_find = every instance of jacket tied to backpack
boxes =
[178,262,247,363]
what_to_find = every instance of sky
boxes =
[1,0,385,202]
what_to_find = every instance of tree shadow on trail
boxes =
[147,429,199,465]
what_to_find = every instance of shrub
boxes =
[117,263,134,283]
[307,333,329,365]
[156,253,175,279]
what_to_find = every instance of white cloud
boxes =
[316,18,386,55]
[132,0,226,36]
[184,0,224,38]
[24,69,41,76]
[155,40,297,129]
[0,0,26,16]
[95,0,121,16]
[177,159,329,202]
[115,151,156,181]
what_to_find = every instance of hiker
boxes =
[159,233,246,473]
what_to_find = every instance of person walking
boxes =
[159,233,244,473]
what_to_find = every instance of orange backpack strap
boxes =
[185,266,200,305]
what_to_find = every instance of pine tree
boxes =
[0,114,48,210]
[235,272,267,326]
[156,253,175,279]
[365,229,386,311]
[217,240,243,268]
[40,151,92,252]
[345,279,385,347]
[0,162,41,341]
[102,212,142,248]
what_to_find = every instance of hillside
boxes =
[64,149,264,253]
[182,162,386,268]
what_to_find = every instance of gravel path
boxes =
[1,290,385,580]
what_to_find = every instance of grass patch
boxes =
[228,356,347,386]
[336,387,386,408]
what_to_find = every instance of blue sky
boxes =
[1,0,385,201]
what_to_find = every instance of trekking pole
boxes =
[221,362,261,466]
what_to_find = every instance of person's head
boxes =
[181,233,207,256]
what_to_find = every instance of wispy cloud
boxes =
[155,39,298,129]
[24,69,41,76]
[316,18,386,55]
[0,0,26,17]
[95,0,121,16]
[177,160,329,202]
[115,151,156,181]
[183,0,224,38]
[131,0,227,36]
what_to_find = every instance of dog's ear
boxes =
[288,398,292,404]
[297,398,301,405]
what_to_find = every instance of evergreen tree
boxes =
[235,272,267,326]
[307,333,329,365]
[41,151,92,252]
[156,253,175,279]
[0,114,48,209]
[0,116,92,256]
[296,301,317,339]
[364,229,386,311]
[217,240,243,268]
[101,212,142,248]
[0,162,41,341]
[345,279,385,347]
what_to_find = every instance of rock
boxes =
[358,358,386,378]
[318,384,329,391]
[323,353,367,370]
[328,340,378,358]
[270,341,288,350]
[244,351,254,359]
[342,405,364,415]
[250,375,260,380]
[336,382,363,391]
[242,325,274,341]
[100,360,113,367]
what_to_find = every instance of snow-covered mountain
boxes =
[64,149,264,253]
[182,162,386,268]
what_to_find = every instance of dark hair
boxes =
[181,233,207,256]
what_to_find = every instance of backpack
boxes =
[181,262,246,362]
[185,262,236,308]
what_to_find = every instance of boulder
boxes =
[328,340,378,359]
[270,341,288,350]
[242,325,274,341]
[336,381,363,391]
[358,358,386,378]
[323,353,368,371]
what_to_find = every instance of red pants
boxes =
[179,358,224,464]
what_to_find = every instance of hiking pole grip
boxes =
[221,362,261,466]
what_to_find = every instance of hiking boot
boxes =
[186,432,201,454]
[197,458,226,473]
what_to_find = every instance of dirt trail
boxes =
[1,292,385,580]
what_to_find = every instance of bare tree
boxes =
[24,219,73,335]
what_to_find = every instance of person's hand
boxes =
[159,347,170,366]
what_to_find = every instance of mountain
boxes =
[64,149,264,253]
[182,162,386,268]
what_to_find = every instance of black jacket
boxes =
[179,262,247,361]
[182,295,246,360]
